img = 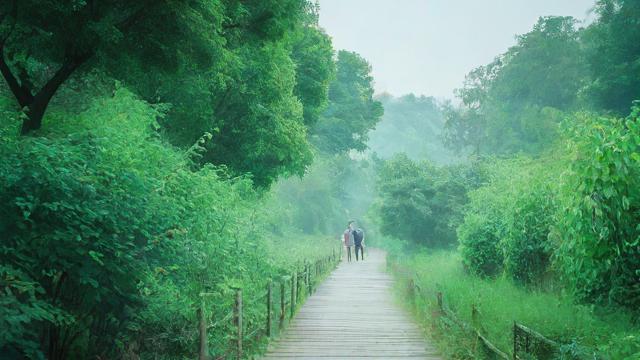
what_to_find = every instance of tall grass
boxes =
[393,250,640,359]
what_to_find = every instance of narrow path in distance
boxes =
[262,248,441,359]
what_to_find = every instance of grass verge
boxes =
[390,250,640,360]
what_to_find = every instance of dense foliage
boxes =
[372,1,640,345]
[454,107,640,310]
[434,0,640,313]
[2,0,640,358]
[444,16,585,155]
[374,154,480,248]
[311,50,384,154]
[0,1,383,358]
[458,157,560,283]
[1,89,264,358]
[0,0,340,188]
[557,107,640,308]
[583,0,640,114]
[443,2,640,156]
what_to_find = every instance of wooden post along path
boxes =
[261,248,440,359]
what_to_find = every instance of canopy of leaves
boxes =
[556,106,640,309]
[311,50,384,154]
[458,157,562,283]
[444,16,587,155]
[583,0,640,114]
[0,0,337,188]
[374,154,481,248]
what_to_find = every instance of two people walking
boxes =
[343,220,365,262]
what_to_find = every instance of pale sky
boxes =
[318,0,595,100]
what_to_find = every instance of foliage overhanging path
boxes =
[262,249,440,359]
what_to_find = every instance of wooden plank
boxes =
[261,249,441,359]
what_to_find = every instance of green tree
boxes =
[290,5,336,127]
[374,154,478,248]
[491,16,586,111]
[457,157,561,282]
[311,50,383,154]
[107,0,325,188]
[0,0,229,134]
[583,0,640,114]
[199,40,313,188]
[444,16,587,155]
[0,0,333,188]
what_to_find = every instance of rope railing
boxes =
[390,257,563,360]
[197,246,342,360]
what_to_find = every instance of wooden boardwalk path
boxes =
[261,248,441,359]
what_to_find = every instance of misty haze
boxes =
[1,1,638,359]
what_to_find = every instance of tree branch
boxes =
[116,2,155,33]
[30,50,92,107]
[20,50,92,134]
[0,0,32,107]
[0,46,33,107]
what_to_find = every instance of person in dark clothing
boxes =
[353,227,365,261]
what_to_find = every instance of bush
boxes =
[556,106,640,309]
[458,157,561,283]
[374,154,480,248]
[458,211,504,277]
[0,88,334,359]
[501,164,559,286]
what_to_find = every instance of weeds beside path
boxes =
[390,251,640,359]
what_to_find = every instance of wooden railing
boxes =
[513,322,559,360]
[197,247,341,360]
[390,257,564,360]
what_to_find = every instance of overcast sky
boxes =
[318,0,595,100]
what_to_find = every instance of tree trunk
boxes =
[0,44,90,134]
[0,46,32,107]
[19,57,89,134]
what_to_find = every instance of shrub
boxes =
[556,106,640,309]
[375,154,480,248]
[458,211,505,277]
[502,175,557,285]
[0,88,334,358]
[458,157,561,283]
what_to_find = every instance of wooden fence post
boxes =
[513,322,517,360]
[303,263,308,294]
[307,264,312,294]
[266,281,272,337]
[471,304,480,331]
[198,300,208,360]
[279,281,285,329]
[234,288,243,360]
[407,278,416,309]
[290,272,297,317]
